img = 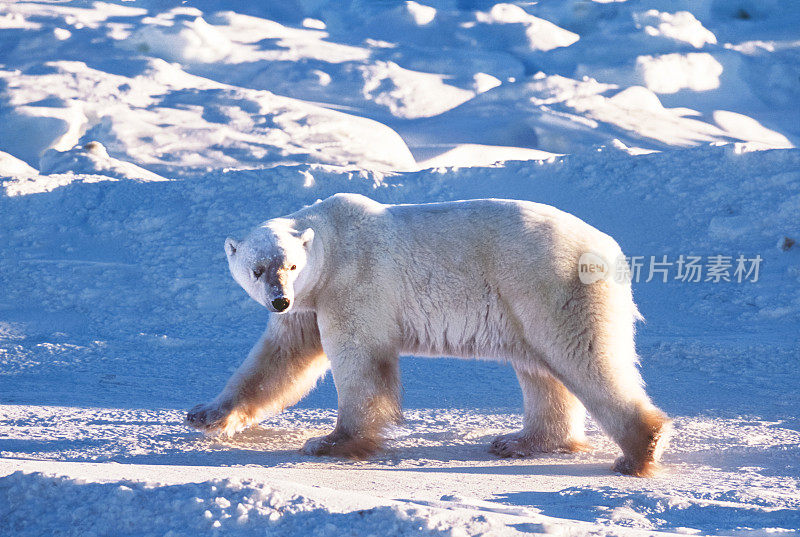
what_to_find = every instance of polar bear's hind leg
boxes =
[490,365,589,457]
[542,281,672,477]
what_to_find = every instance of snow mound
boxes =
[446,75,728,152]
[359,61,475,119]
[3,0,796,170]
[122,10,233,64]
[404,1,437,26]
[0,98,86,167]
[0,151,37,177]
[713,111,793,148]
[39,142,167,182]
[636,53,723,94]
[474,3,580,53]
[0,59,415,174]
[418,144,557,168]
[633,10,717,49]
[0,471,454,537]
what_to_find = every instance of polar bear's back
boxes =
[300,193,625,281]
[294,193,636,360]
[388,198,623,274]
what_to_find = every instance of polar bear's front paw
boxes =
[300,431,380,460]
[186,400,240,435]
[490,431,590,457]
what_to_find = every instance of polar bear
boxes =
[187,193,671,476]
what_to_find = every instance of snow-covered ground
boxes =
[1,1,798,535]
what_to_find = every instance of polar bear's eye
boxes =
[253,267,264,279]
[290,265,297,271]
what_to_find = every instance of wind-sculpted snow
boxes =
[2,144,797,341]
[2,406,799,535]
[1,1,799,535]
[2,143,799,536]
[0,0,797,176]
[0,470,464,537]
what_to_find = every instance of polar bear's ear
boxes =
[300,228,314,248]
[224,237,239,258]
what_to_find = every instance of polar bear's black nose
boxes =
[272,297,290,312]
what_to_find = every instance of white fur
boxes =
[187,193,670,475]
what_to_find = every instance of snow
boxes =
[636,53,723,94]
[0,151,37,177]
[122,13,235,64]
[633,10,717,49]
[359,61,476,119]
[1,1,799,536]
[474,4,580,52]
[1,466,472,537]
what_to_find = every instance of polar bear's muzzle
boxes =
[271,297,290,312]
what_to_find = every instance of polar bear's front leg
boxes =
[187,312,328,436]
[301,330,402,459]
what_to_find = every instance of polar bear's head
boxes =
[224,219,315,314]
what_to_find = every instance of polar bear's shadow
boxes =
[196,426,611,477]
[197,426,326,462]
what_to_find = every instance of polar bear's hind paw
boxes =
[613,410,672,477]
[490,431,590,457]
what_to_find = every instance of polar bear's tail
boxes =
[633,299,644,323]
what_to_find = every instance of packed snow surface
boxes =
[1,1,799,536]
